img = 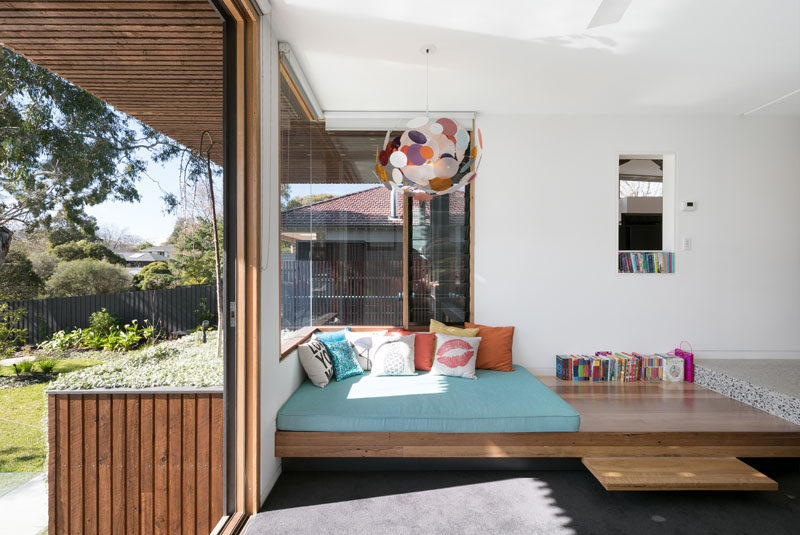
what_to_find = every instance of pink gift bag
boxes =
[668,341,694,383]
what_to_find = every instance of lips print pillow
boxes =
[430,334,482,379]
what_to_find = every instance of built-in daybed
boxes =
[278,366,580,433]
[276,329,800,464]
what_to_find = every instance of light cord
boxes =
[425,48,430,118]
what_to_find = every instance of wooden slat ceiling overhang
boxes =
[0,0,224,164]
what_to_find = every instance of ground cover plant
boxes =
[49,331,221,390]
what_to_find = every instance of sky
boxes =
[85,157,378,245]
[85,155,182,245]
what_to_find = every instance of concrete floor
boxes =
[0,472,47,535]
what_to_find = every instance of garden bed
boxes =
[48,331,222,390]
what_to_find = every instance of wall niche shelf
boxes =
[618,251,674,274]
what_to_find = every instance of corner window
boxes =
[279,73,472,339]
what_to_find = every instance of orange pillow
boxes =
[387,329,436,371]
[465,322,514,371]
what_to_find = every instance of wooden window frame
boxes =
[277,123,477,359]
[212,0,262,530]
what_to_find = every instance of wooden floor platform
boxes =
[275,377,800,459]
[582,457,778,491]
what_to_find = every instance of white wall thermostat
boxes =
[681,201,696,211]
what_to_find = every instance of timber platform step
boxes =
[582,457,778,491]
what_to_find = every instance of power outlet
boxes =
[682,238,692,251]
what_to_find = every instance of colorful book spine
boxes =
[555,352,684,382]
[618,252,675,274]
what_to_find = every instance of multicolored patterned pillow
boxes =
[371,335,416,376]
[430,333,481,379]
[323,338,364,381]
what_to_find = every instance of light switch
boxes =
[682,238,692,251]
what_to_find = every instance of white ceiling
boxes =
[270,0,800,116]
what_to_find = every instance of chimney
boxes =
[390,187,398,220]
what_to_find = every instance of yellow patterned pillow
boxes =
[429,319,479,338]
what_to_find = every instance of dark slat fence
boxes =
[281,259,403,328]
[4,285,216,344]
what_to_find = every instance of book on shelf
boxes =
[555,352,681,382]
[618,251,674,274]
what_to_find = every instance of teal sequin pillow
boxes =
[323,338,364,381]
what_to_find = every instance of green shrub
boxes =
[37,358,57,373]
[193,297,216,325]
[39,329,82,350]
[45,259,130,298]
[39,319,160,353]
[0,304,27,359]
[89,308,118,334]
[0,250,44,301]
[131,261,175,291]
[51,239,125,266]
[17,360,34,374]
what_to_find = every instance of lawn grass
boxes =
[0,357,101,377]
[0,358,100,472]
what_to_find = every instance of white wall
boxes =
[259,15,306,503]
[473,115,800,373]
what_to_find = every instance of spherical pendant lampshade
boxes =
[374,116,483,199]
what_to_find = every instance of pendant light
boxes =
[374,45,483,199]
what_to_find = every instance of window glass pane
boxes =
[410,189,470,325]
[280,77,402,335]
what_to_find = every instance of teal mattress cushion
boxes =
[277,365,580,433]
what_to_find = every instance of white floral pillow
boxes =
[430,333,481,379]
[370,334,416,376]
[344,330,388,371]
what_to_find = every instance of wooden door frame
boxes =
[213,0,262,530]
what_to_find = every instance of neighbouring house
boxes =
[280,186,468,326]
[115,244,174,275]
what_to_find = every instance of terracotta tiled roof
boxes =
[281,186,465,228]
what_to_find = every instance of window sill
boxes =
[279,327,317,360]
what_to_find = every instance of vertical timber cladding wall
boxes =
[473,114,800,372]
[48,391,224,535]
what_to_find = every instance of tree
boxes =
[51,239,125,265]
[45,259,130,297]
[284,193,336,210]
[29,250,58,281]
[0,47,176,241]
[280,183,291,210]
[169,218,222,285]
[98,225,143,252]
[200,131,224,358]
[0,250,43,301]
[0,226,10,264]
[131,261,175,291]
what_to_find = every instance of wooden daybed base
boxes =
[275,430,800,458]
[276,378,800,459]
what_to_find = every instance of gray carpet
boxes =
[247,460,800,535]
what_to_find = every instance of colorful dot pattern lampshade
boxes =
[374,117,483,199]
